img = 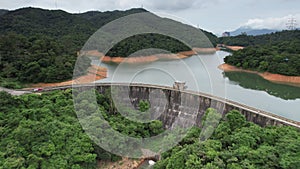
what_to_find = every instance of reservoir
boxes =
[94,51,300,122]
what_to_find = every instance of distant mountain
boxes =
[230,27,278,36]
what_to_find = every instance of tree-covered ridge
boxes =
[0,7,217,54]
[77,8,148,29]
[0,8,148,87]
[154,109,300,169]
[224,39,300,76]
[106,33,192,57]
[0,7,218,86]
[219,30,300,47]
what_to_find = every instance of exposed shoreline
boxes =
[225,45,244,51]
[219,63,300,86]
[29,65,107,88]
[82,48,217,64]
[216,44,244,51]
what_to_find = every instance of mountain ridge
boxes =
[230,27,278,36]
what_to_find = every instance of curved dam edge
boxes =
[30,83,300,129]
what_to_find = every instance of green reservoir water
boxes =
[94,51,300,122]
[224,72,300,100]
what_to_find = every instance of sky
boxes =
[1,0,300,35]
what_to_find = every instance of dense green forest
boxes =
[154,109,300,169]
[0,7,147,87]
[0,89,164,168]
[224,38,300,76]
[0,33,91,88]
[0,7,217,87]
[1,89,299,168]
[106,33,192,57]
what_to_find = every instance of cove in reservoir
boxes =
[93,51,300,122]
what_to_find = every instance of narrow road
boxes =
[0,87,32,96]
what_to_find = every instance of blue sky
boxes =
[1,0,299,34]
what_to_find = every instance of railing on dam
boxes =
[29,82,300,129]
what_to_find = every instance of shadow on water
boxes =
[223,72,300,100]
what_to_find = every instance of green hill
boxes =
[223,30,300,76]
[0,7,218,87]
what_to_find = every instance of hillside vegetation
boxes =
[0,89,164,168]
[155,109,300,169]
[106,33,192,57]
[0,7,217,87]
[223,30,300,76]
[1,89,299,169]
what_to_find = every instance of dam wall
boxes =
[45,83,300,128]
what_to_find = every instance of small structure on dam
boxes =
[173,81,187,91]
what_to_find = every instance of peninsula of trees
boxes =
[223,30,300,76]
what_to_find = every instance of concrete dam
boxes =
[61,82,300,129]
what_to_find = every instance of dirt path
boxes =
[219,63,300,85]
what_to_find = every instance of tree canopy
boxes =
[224,30,300,76]
[154,109,300,169]
[1,89,300,168]
[0,7,218,87]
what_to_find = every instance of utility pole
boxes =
[286,17,297,30]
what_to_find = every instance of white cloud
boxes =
[242,14,300,30]
[110,0,222,11]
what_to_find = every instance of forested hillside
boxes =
[106,33,191,57]
[223,30,300,76]
[0,7,217,87]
